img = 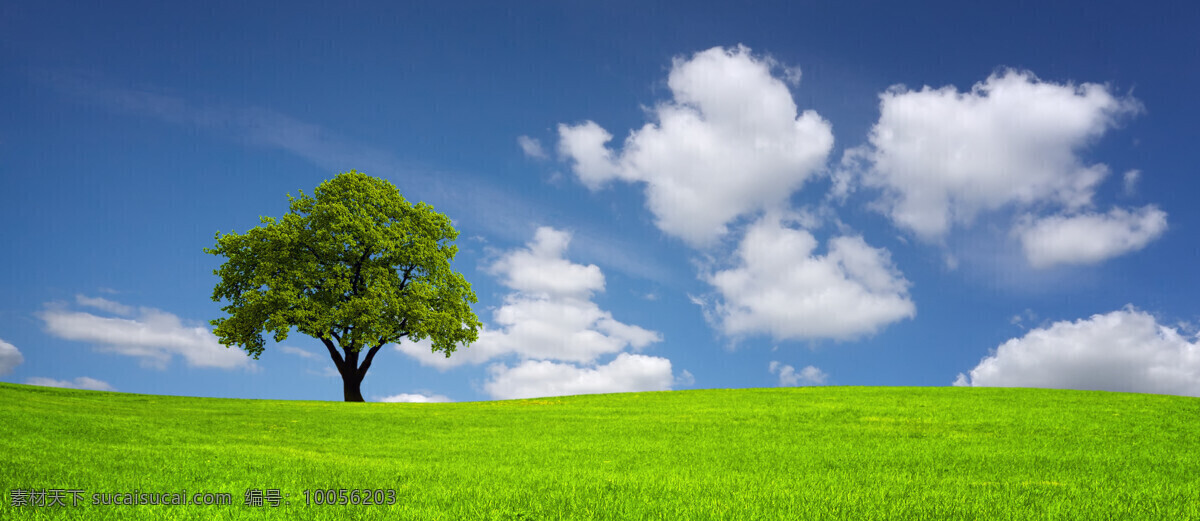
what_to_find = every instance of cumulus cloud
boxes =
[483,353,675,400]
[397,227,661,368]
[701,215,915,341]
[517,135,548,159]
[851,69,1143,241]
[1015,205,1168,268]
[557,44,834,247]
[955,306,1200,397]
[487,227,605,299]
[0,338,24,376]
[25,376,116,392]
[379,392,453,403]
[769,361,828,386]
[38,298,253,370]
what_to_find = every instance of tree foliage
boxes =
[204,171,480,400]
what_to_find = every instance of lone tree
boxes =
[205,171,481,401]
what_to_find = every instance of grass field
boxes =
[0,382,1197,520]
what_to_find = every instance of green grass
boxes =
[1,383,1197,520]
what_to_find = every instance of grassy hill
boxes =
[0,382,1197,520]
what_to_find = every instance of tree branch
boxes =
[357,342,385,379]
[320,336,345,371]
[300,241,321,259]
[349,246,372,297]
[398,265,414,293]
[336,246,373,353]
[300,240,346,300]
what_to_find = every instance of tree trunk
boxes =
[320,336,380,402]
[342,370,365,402]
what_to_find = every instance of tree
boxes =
[204,171,481,401]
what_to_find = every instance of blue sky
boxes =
[3,1,1199,402]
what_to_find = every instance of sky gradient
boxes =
[2,1,1198,402]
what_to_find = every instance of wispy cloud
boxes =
[306,366,341,379]
[1123,169,1141,196]
[40,70,674,286]
[25,376,116,392]
[517,135,548,160]
[42,70,415,178]
[279,346,318,359]
[674,369,695,387]
[38,297,254,370]
[75,294,134,316]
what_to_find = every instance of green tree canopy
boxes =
[205,171,481,401]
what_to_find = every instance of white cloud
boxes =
[853,69,1143,241]
[279,346,318,359]
[558,121,622,188]
[396,337,486,369]
[307,366,341,379]
[487,227,605,299]
[558,44,834,247]
[702,215,915,340]
[25,376,116,392]
[1123,169,1141,196]
[780,64,803,86]
[675,369,695,387]
[1010,308,1038,329]
[517,135,548,159]
[75,294,134,316]
[38,298,253,370]
[397,227,661,368]
[955,306,1200,397]
[769,361,827,386]
[1015,205,1167,268]
[0,338,23,376]
[483,353,675,400]
[379,392,453,403]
